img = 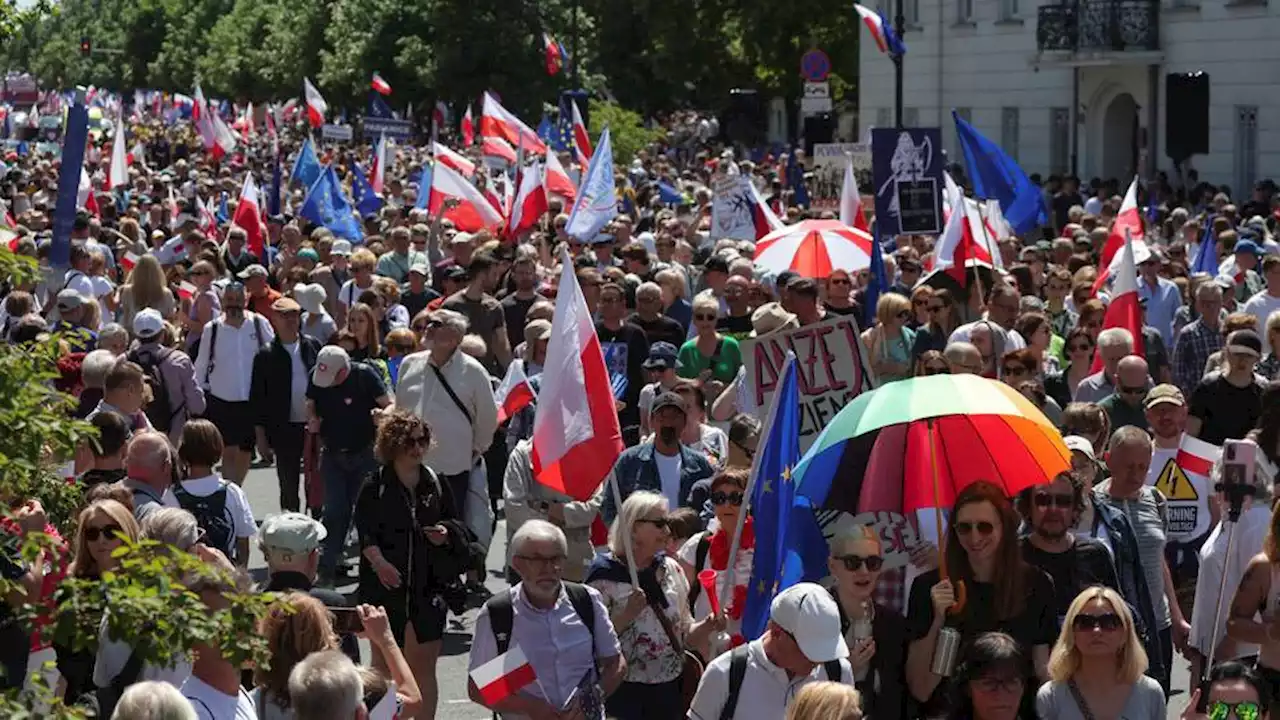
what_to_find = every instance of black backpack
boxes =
[173,482,236,560]
[719,644,844,720]
[128,347,178,433]
[687,533,712,613]
[486,582,596,654]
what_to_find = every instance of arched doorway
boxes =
[1101,93,1138,182]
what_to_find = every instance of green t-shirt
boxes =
[676,335,742,384]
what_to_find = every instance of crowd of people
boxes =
[2,97,1280,720]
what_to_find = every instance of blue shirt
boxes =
[1138,276,1181,350]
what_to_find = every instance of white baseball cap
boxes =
[312,346,351,388]
[770,582,848,663]
[133,308,165,338]
[331,239,353,256]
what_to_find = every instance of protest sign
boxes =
[871,127,944,236]
[710,175,757,240]
[741,314,876,452]
[810,143,872,213]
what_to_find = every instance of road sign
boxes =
[362,117,413,141]
[803,82,830,99]
[800,49,831,82]
[320,124,353,142]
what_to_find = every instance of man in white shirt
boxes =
[688,582,853,720]
[1242,255,1280,337]
[193,283,274,485]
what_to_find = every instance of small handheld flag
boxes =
[371,72,392,96]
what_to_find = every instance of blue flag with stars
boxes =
[290,137,323,190]
[349,162,383,217]
[741,352,805,640]
[1192,214,1218,276]
[299,167,364,242]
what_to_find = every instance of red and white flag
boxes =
[543,151,576,201]
[508,162,548,238]
[197,195,219,237]
[838,155,868,233]
[1176,434,1219,478]
[127,141,147,168]
[1089,228,1144,373]
[108,114,128,188]
[78,167,99,217]
[1093,177,1145,294]
[371,133,387,194]
[570,100,592,166]
[495,361,537,424]
[428,162,505,232]
[482,136,518,165]
[303,77,327,128]
[370,72,392,96]
[531,252,624,500]
[433,142,476,178]
[231,174,266,257]
[933,176,995,284]
[209,110,238,160]
[120,252,139,272]
[481,92,547,154]
[469,644,537,706]
[176,280,197,300]
[461,106,475,146]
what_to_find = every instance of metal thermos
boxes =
[930,626,962,677]
[851,609,874,682]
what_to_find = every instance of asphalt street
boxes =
[236,463,1194,719]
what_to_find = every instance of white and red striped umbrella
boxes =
[753,219,874,278]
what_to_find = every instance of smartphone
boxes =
[329,607,363,634]
[1222,439,1257,490]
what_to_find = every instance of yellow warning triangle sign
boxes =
[1153,459,1198,500]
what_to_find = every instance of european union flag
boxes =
[537,115,558,147]
[215,192,229,224]
[290,137,322,190]
[741,352,807,640]
[564,126,617,241]
[863,225,889,329]
[1192,214,1218,276]
[953,110,1048,234]
[299,167,364,242]
[656,181,683,205]
[414,164,433,210]
[350,162,383,217]
[786,150,810,209]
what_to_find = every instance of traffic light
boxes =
[79,37,91,56]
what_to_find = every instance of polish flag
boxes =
[78,167,99,217]
[469,644,537,706]
[370,72,392,96]
[127,141,147,168]
[746,178,784,239]
[838,155,868,233]
[231,174,266,257]
[934,179,972,286]
[433,142,476,178]
[428,162,505,232]
[1176,434,1220,478]
[176,280,198,300]
[167,185,181,229]
[303,77,327,128]
[1092,177,1144,294]
[481,92,547,154]
[495,361,537,424]
[197,195,219,237]
[371,133,387,194]
[482,185,504,216]
[461,106,474,146]
[570,100,592,166]
[854,3,892,52]
[543,151,577,201]
[209,110,237,160]
[508,162,548,237]
[482,136,518,165]
[1089,228,1144,373]
[120,252,139,272]
[108,115,128,188]
[531,252,624,501]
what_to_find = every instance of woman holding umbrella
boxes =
[905,481,1056,717]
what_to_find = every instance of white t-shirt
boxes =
[177,474,257,541]
[63,269,96,299]
[93,614,192,690]
[1145,443,1211,543]
[687,639,853,720]
[182,675,258,720]
[338,279,372,307]
[91,275,115,326]
[654,450,683,510]
[281,341,308,423]
[1242,291,1280,337]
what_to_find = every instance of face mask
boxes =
[658,426,679,446]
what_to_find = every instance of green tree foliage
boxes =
[588,99,663,166]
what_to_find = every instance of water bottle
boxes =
[930,626,962,677]
[850,602,874,682]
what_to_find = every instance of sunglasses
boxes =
[85,524,122,542]
[695,313,718,321]
[1118,385,1146,395]
[1033,492,1074,509]
[836,554,884,572]
[711,491,745,506]
[637,517,670,530]
[830,278,851,286]
[1068,343,1093,353]
[1071,612,1123,632]
[927,304,945,313]
[924,364,950,375]
[955,521,996,536]
[1210,701,1261,720]
[1002,365,1031,376]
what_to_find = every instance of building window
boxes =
[876,107,892,129]
[1001,107,1020,163]
[1235,106,1259,197]
[906,0,921,26]
[999,0,1018,19]
[951,107,972,160]
[957,0,974,22]
[1050,107,1070,174]
[904,107,920,127]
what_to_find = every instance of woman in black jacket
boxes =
[911,288,960,360]
[355,409,471,720]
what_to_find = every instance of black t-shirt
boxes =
[77,468,128,488]
[629,313,685,348]
[1189,374,1265,446]
[595,321,650,428]
[1020,536,1119,622]
[306,362,388,451]
[402,288,439,323]
[716,313,754,341]
[501,293,545,350]
[824,303,860,318]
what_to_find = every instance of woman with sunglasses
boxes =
[910,285,936,328]
[915,349,951,377]
[912,289,960,361]
[824,270,859,317]
[826,525,908,719]
[678,469,752,661]
[905,481,1055,717]
[1037,586,1165,719]
[678,296,742,388]
[861,293,916,383]
[1045,328,1098,408]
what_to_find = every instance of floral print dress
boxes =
[589,555,692,684]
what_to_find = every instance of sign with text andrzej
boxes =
[871,127,943,237]
[742,314,876,452]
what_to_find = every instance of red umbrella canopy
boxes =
[753,219,874,279]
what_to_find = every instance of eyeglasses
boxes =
[1068,343,1093,353]
[927,304,945,313]
[85,524,122,542]
[972,676,1024,694]
[923,364,950,375]
[1002,365,1031,376]
[1209,701,1261,720]
[955,521,996,536]
[836,554,884,572]
[694,313,718,321]
[830,278,851,286]
[1033,492,1074,509]
[637,517,670,530]
[711,491,744,506]
[514,554,566,569]
[1071,612,1123,632]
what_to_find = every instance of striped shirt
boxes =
[1097,483,1170,629]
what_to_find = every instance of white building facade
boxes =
[857,0,1280,192]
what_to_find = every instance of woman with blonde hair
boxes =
[69,499,139,580]
[251,593,338,718]
[1036,586,1164,719]
[118,253,176,333]
[345,301,384,362]
[785,681,862,720]
[183,260,221,352]
[678,295,742,386]
[861,292,916,382]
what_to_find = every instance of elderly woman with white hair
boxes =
[77,348,120,418]
[111,680,197,720]
[139,507,203,552]
[585,491,709,720]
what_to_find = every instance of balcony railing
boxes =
[1037,0,1159,53]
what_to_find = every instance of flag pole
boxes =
[607,458,641,590]
[719,352,797,611]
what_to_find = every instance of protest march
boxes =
[3,10,1280,720]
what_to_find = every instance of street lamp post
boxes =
[893,0,905,128]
